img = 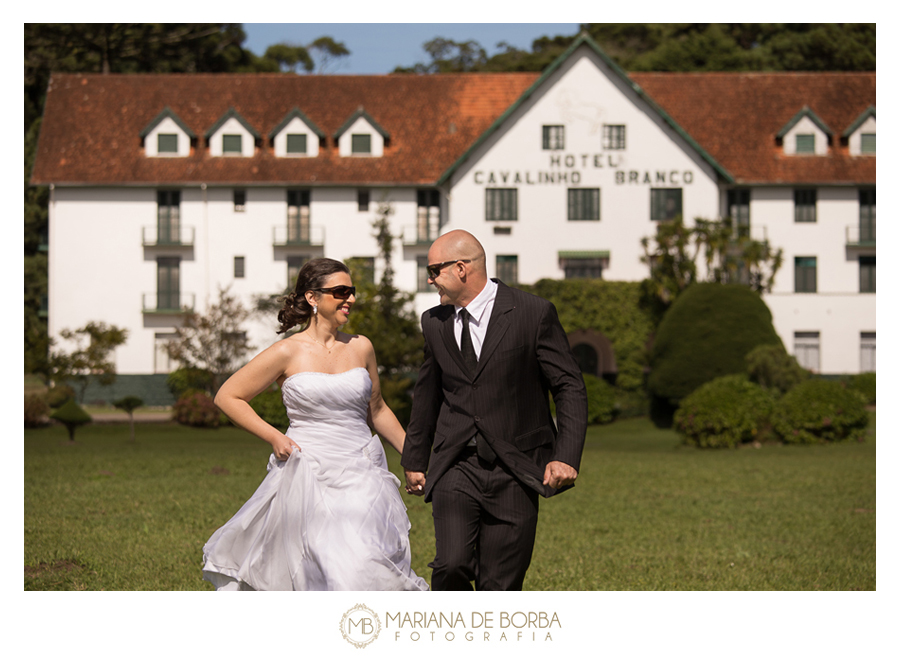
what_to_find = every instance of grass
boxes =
[24,414,875,591]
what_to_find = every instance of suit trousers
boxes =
[429,450,540,591]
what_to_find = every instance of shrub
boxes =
[50,398,92,441]
[648,283,783,406]
[167,367,215,397]
[249,387,289,430]
[674,374,776,448]
[848,372,875,406]
[550,373,618,425]
[25,394,50,428]
[746,344,810,395]
[173,391,220,428]
[45,384,75,408]
[771,379,869,444]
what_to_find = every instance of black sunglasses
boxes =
[311,285,356,300]
[426,259,471,279]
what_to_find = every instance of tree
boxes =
[263,36,350,74]
[394,38,488,73]
[164,287,254,394]
[113,396,143,442]
[640,216,783,323]
[343,201,424,424]
[50,398,92,442]
[49,322,129,402]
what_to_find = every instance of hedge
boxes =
[771,379,869,444]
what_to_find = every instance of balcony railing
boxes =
[142,225,195,247]
[846,223,876,247]
[273,224,324,247]
[142,292,195,314]
[403,208,441,246]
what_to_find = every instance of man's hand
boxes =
[543,461,577,489]
[404,470,426,496]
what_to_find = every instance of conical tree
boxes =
[50,398,92,442]
[113,396,143,442]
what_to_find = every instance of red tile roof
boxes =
[32,70,875,188]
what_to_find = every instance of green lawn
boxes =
[24,414,875,590]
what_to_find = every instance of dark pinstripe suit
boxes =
[402,280,588,590]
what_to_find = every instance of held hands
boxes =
[404,470,426,496]
[543,461,578,489]
[271,436,301,461]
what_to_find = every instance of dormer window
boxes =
[270,108,324,157]
[206,108,259,158]
[141,107,194,158]
[351,134,371,154]
[335,107,389,158]
[844,106,876,156]
[777,106,832,156]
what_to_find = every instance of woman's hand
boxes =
[270,436,301,461]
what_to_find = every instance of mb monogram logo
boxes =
[340,604,382,648]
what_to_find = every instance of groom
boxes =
[402,230,588,591]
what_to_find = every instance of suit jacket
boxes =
[401,280,588,501]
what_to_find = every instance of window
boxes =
[795,133,815,154]
[794,331,820,372]
[603,125,626,150]
[287,190,311,244]
[859,256,875,293]
[287,255,310,289]
[286,133,307,154]
[650,188,682,221]
[568,189,600,221]
[234,190,246,212]
[794,256,817,293]
[358,190,370,212]
[860,332,876,372]
[861,133,875,154]
[794,189,817,223]
[154,333,177,374]
[223,134,242,154]
[351,134,371,154]
[485,188,517,222]
[157,190,181,244]
[157,257,181,311]
[416,256,432,292]
[859,189,875,242]
[496,255,518,285]
[542,125,565,150]
[157,134,178,153]
[727,189,750,238]
[234,256,245,279]
[561,255,608,279]
[417,190,440,242]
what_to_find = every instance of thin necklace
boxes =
[310,334,336,353]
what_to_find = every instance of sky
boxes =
[242,23,581,74]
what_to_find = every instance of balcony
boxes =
[273,224,324,248]
[402,223,441,246]
[142,225,195,247]
[846,223,876,247]
[142,292,195,314]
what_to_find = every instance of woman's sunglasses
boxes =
[312,285,356,300]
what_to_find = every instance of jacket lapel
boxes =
[474,280,515,379]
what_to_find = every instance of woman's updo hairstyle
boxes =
[277,258,351,334]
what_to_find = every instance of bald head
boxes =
[431,230,486,275]
[427,230,488,307]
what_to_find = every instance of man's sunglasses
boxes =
[311,285,356,300]
[426,259,471,279]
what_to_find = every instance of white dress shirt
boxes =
[454,278,498,360]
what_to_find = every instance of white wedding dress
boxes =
[201,367,428,591]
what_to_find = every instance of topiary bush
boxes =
[746,344,810,395]
[771,379,869,444]
[249,387,289,430]
[25,394,50,428]
[648,283,783,409]
[848,372,875,406]
[173,391,220,428]
[674,374,776,448]
[50,398,92,441]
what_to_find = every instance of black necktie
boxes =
[459,308,495,463]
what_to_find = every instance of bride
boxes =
[201,258,428,591]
